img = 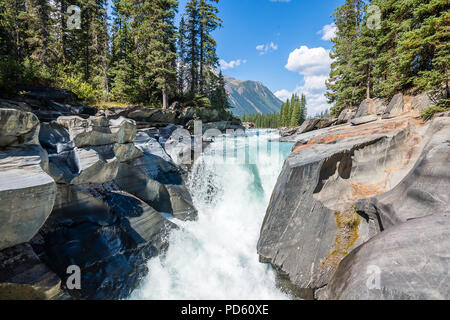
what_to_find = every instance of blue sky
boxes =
[108,0,345,115]
[176,0,345,115]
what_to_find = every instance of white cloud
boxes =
[279,45,332,115]
[285,46,332,76]
[318,23,337,41]
[256,42,278,55]
[219,59,247,70]
[274,89,292,102]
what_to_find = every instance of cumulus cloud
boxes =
[278,45,332,115]
[318,23,337,41]
[274,89,292,102]
[285,46,332,76]
[256,42,278,55]
[219,59,247,70]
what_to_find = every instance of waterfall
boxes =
[130,130,293,300]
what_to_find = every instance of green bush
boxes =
[420,105,450,120]
[0,55,23,95]
[57,73,98,104]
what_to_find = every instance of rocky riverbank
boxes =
[258,93,449,300]
[0,88,243,300]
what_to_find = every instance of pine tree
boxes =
[198,0,222,92]
[185,0,200,93]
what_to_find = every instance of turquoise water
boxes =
[130,130,294,300]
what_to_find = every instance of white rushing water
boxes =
[130,130,293,300]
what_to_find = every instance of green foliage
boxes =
[420,105,450,120]
[327,0,449,117]
[57,73,98,104]
[241,93,308,129]
[0,55,23,94]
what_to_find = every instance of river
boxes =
[130,130,293,300]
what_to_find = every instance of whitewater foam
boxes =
[130,130,293,300]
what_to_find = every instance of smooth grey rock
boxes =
[325,213,450,300]
[127,108,177,124]
[0,109,40,147]
[355,99,386,118]
[0,145,56,250]
[39,122,74,153]
[109,117,137,144]
[0,243,62,300]
[296,118,320,134]
[336,108,356,124]
[258,121,425,291]
[56,116,117,147]
[115,163,173,213]
[382,93,404,119]
[114,143,143,163]
[316,118,337,129]
[33,185,176,299]
[0,99,32,112]
[411,92,434,114]
[350,114,378,126]
[166,184,198,221]
[355,117,450,229]
[373,98,387,115]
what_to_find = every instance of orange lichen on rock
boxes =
[350,182,386,199]
[291,144,314,153]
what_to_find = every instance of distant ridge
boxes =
[224,75,283,116]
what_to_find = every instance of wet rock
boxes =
[115,163,173,213]
[0,99,33,112]
[0,145,57,250]
[325,213,450,300]
[0,109,40,147]
[32,186,175,300]
[166,184,198,221]
[0,243,62,300]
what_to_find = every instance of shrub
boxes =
[420,105,450,120]
[57,73,98,104]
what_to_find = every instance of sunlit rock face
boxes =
[258,113,450,300]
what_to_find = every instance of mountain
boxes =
[224,75,283,116]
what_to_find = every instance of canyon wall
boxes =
[258,93,449,299]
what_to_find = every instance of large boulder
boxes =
[0,109,40,147]
[336,108,356,125]
[296,118,320,134]
[166,184,198,221]
[0,243,62,300]
[350,114,378,126]
[32,185,176,299]
[115,163,173,213]
[316,118,337,129]
[354,98,387,118]
[355,117,450,229]
[258,117,425,295]
[382,93,404,119]
[325,213,450,300]
[0,145,57,250]
[410,92,434,116]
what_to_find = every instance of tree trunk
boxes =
[162,85,168,110]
